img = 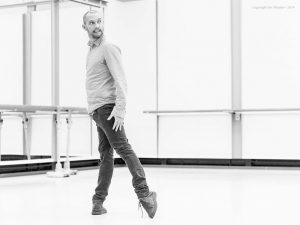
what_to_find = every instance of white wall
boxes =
[0,117,23,155]
[32,10,52,106]
[0,8,25,158]
[159,114,232,158]
[241,0,300,159]
[0,9,24,105]
[1,0,300,161]
[157,0,232,158]
[30,116,52,156]
[242,113,300,159]
[59,6,90,108]
[158,0,232,110]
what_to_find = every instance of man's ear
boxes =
[82,24,87,31]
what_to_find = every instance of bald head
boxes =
[83,10,102,25]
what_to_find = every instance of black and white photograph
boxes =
[1,0,300,224]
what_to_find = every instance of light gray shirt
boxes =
[86,36,127,118]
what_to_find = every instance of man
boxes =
[82,10,157,219]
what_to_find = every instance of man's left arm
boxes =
[104,44,127,131]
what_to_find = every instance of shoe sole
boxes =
[91,209,107,215]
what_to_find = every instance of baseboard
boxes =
[2,157,300,175]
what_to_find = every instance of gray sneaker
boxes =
[138,191,157,219]
[92,200,107,215]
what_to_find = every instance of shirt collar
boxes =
[88,34,105,48]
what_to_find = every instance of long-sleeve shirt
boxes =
[85,35,127,118]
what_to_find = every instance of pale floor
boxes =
[1,165,300,225]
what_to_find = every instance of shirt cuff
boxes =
[111,106,126,119]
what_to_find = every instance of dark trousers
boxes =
[92,103,149,202]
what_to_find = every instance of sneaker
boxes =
[138,191,157,219]
[92,200,107,215]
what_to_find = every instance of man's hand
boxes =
[107,114,124,132]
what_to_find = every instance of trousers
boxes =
[92,103,149,202]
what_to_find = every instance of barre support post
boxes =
[47,108,69,178]
[63,110,77,175]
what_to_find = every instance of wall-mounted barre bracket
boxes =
[22,113,31,160]
[233,112,241,121]
[66,110,72,125]
[22,113,29,129]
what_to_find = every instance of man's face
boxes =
[82,12,104,39]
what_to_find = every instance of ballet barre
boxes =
[0,104,87,114]
[144,108,300,159]
[143,108,300,123]
[0,105,88,177]
[0,0,107,9]
[143,108,300,115]
[68,0,107,8]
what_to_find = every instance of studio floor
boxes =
[1,165,300,225]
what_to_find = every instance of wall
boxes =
[1,0,300,162]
